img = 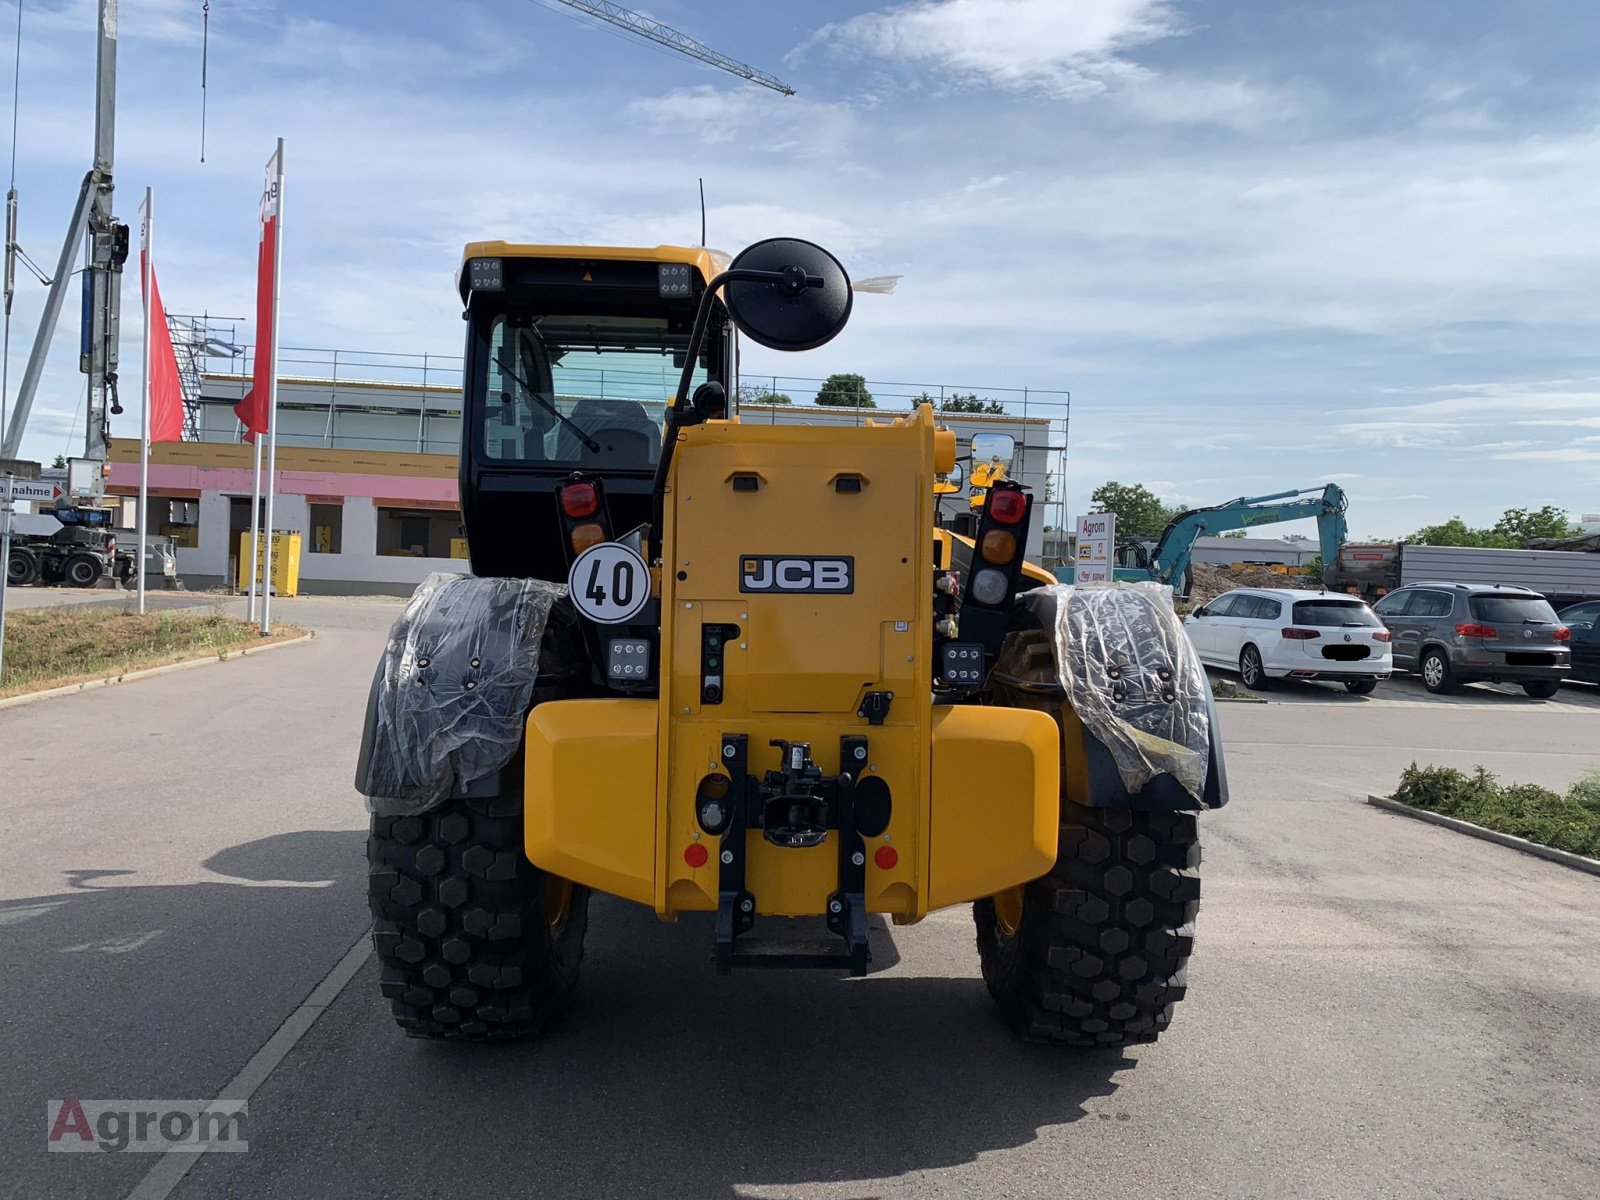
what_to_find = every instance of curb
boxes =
[1366,794,1600,878]
[0,632,314,712]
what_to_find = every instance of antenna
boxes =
[698,178,706,246]
[200,1,210,162]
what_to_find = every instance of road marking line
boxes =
[125,929,374,1200]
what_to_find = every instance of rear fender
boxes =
[353,573,568,814]
[1017,585,1229,810]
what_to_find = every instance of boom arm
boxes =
[1148,484,1348,589]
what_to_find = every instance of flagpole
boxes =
[246,435,261,619]
[260,138,284,637]
[138,187,153,615]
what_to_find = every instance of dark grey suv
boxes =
[1373,583,1571,697]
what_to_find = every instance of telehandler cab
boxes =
[355,237,1227,1045]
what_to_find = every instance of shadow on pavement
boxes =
[0,829,368,1200]
[181,895,1136,1200]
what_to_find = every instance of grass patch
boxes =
[1392,763,1600,858]
[1,608,305,698]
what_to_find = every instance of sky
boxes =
[3,0,1599,538]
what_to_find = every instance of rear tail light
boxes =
[979,529,1017,564]
[1455,623,1497,639]
[569,522,607,554]
[1280,627,1320,640]
[1554,626,1571,641]
[987,488,1027,526]
[1373,630,1392,643]
[560,482,599,519]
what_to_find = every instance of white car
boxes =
[1184,587,1394,694]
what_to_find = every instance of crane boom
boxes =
[544,0,795,95]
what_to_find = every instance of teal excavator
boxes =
[1059,484,1349,597]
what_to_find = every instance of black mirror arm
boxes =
[648,266,823,562]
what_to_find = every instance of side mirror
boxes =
[969,432,1015,472]
[934,461,965,495]
[1192,606,1209,618]
[723,238,853,352]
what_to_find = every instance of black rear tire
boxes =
[1521,680,1561,699]
[63,552,101,588]
[368,792,588,1040]
[976,806,1200,1046]
[977,628,1203,1047]
[7,546,40,586]
[1344,678,1378,695]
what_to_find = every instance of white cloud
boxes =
[810,0,1180,98]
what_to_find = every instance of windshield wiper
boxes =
[494,354,601,454]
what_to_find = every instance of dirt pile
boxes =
[1189,563,1307,605]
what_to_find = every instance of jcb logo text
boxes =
[739,555,854,594]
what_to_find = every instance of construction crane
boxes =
[543,0,795,95]
[0,0,124,500]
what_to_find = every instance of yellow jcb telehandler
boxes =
[355,237,1227,1045]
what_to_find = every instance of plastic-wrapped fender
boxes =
[1019,582,1221,806]
[355,572,564,816]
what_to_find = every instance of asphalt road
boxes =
[3,596,1597,1200]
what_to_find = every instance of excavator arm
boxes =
[1147,484,1348,592]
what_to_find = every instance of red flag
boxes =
[235,148,281,440]
[139,252,186,444]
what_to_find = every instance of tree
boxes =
[1088,481,1177,540]
[937,392,1006,415]
[814,373,875,408]
[1408,517,1518,548]
[1222,530,1248,539]
[1410,505,1579,548]
[1494,505,1577,545]
[50,455,67,469]
[748,391,791,405]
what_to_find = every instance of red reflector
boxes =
[988,488,1027,526]
[683,843,708,869]
[1373,630,1392,643]
[561,482,599,519]
[1280,627,1320,640]
[1455,623,1497,639]
[874,844,898,870]
[1554,626,1571,642]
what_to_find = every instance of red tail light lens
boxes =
[1554,626,1571,642]
[1373,630,1392,643]
[987,488,1027,526]
[1280,627,1320,640]
[1455,623,1498,639]
[560,482,599,519]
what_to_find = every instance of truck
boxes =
[1329,542,1600,607]
[6,511,123,587]
[353,237,1229,1047]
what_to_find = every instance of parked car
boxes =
[1556,600,1600,685]
[1184,588,1394,693]
[1373,583,1571,697]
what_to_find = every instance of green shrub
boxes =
[1392,763,1600,857]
